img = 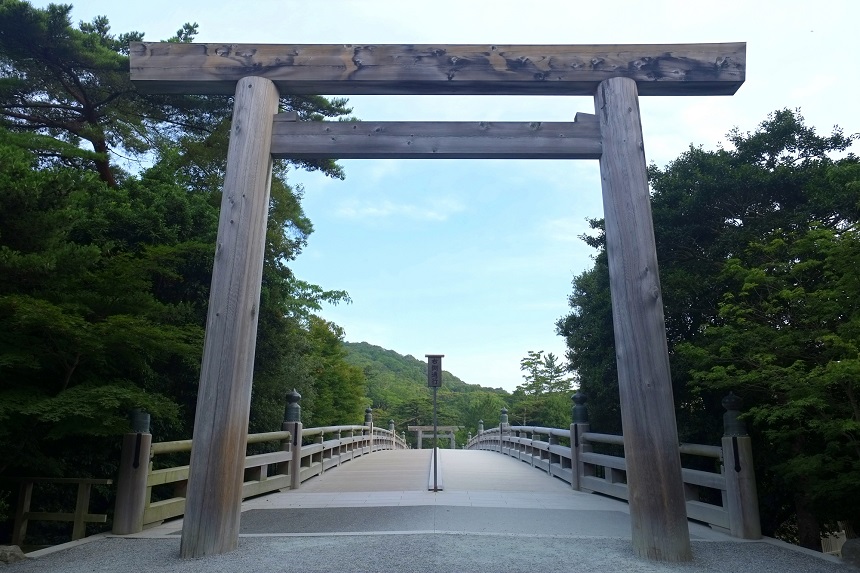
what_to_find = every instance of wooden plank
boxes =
[270,117,601,160]
[300,464,322,483]
[241,474,289,498]
[130,42,745,96]
[144,497,186,524]
[180,76,280,559]
[244,451,290,467]
[548,444,570,457]
[8,477,114,485]
[147,466,190,487]
[11,481,32,546]
[681,467,726,490]
[19,512,106,523]
[580,476,630,500]
[581,452,627,471]
[71,482,91,540]
[686,501,729,529]
[581,432,626,447]
[150,439,193,455]
[678,443,723,458]
[596,76,692,562]
[245,430,291,445]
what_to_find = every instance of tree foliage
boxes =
[557,109,860,547]
[0,0,351,187]
[508,350,574,429]
[344,342,511,447]
[0,4,362,538]
[679,224,860,547]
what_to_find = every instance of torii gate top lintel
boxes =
[130,41,745,96]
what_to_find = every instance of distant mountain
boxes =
[343,342,510,444]
[344,342,465,388]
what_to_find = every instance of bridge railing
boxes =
[466,393,761,540]
[9,477,113,548]
[112,402,406,535]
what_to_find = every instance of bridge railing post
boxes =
[284,390,303,490]
[364,408,373,453]
[570,392,590,491]
[499,408,509,454]
[113,409,152,534]
[721,393,761,539]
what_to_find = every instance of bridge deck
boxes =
[8,450,846,573]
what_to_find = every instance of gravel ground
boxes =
[3,535,852,573]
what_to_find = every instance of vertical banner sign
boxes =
[427,355,443,387]
[426,354,443,492]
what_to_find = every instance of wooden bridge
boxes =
[9,449,846,572]
[8,399,849,572]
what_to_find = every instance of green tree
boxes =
[556,240,621,434]
[301,316,366,427]
[509,349,574,428]
[0,0,350,187]
[557,109,860,546]
[679,224,860,548]
[542,352,574,393]
[519,350,547,395]
[0,129,205,479]
[344,342,511,446]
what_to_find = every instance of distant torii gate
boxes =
[130,42,745,562]
[408,425,460,449]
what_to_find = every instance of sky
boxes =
[38,0,860,391]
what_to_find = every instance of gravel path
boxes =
[3,535,852,573]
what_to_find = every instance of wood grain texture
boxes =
[130,42,745,96]
[11,482,32,546]
[722,435,762,539]
[180,76,280,559]
[112,432,152,534]
[595,76,692,562]
[270,116,601,159]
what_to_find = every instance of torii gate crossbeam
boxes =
[129,42,745,563]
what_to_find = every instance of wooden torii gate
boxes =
[130,42,745,562]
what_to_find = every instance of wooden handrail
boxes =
[10,477,113,547]
[119,424,407,532]
[467,423,756,539]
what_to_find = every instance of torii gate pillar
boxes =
[179,76,280,558]
[595,76,691,561]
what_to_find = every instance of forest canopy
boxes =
[558,109,859,548]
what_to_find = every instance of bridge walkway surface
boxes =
[5,450,850,572]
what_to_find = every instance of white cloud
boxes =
[335,197,466,221]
